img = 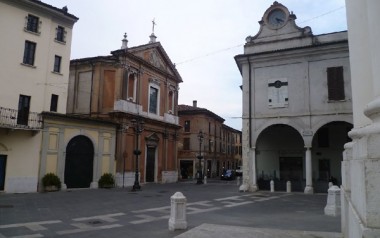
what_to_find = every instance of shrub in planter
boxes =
[98,173,115,188]
[42,173,61,191]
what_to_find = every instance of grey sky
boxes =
[43,0,347,130]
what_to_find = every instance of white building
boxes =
[235,2,352,193]
[342,0,380,237]
[0,0,78,193]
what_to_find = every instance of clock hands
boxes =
[275,17,284,23]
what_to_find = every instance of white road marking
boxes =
[72,213,125,222]
[56,224,122,235]
[10,234,43,238]
[0,220,61,232]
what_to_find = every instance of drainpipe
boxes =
[248,57,252,148]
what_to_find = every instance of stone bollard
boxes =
[286,181,291,193]
[204,176,207,184]
[324,185,341,216]
[168,192,187,231]
[328,182,333,188]
[236,176,241,186]
[270,180,274,192]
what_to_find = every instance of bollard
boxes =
[328,182,333,188]
[270,180,274,192]
[168,192,187,231]
[204,176,207,184]
[324,185,341,216]
[286,181,291,193]
[236,176,241,186]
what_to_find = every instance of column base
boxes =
[304,186,314,194]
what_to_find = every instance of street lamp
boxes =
[196,131,204,185]
[131,118,144,191]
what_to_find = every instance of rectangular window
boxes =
[23,41,36,66]
[50,94,58,112]
[149,86,158,114]
[183,138,190,150]
[327,66,345,101]
[26,14,39,33]
[53,55,62,73]
[184,120,190,132]
[17,95,31,126]
[56,26,65,42]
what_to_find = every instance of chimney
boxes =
[193,100,197,108]
[121,33,128,49]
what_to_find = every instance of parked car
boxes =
[221,170,235,180]
[235,166,243,176]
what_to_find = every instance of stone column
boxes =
[249,148,258,191]
[304,147,313,194]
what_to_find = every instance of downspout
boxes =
[248,57,252,148]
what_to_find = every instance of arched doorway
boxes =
[312,121,353,192]
[256,124,304,191]
[65,135,94,188]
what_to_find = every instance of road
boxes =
[0,180,340,238]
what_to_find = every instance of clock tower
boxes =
[245,1,313,54]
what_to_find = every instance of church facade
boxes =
[68,34,182,186]
[235,2,352,193]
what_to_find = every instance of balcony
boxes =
[113,100,179,125]
[0,107,42,130]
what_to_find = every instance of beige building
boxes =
[0,0,78,193]
[342,0,380,237]
[235,2,352,193]
[178,101,242,180]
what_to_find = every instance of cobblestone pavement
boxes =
[0,180,340,238]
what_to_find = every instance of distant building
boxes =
[235,2,352,193]
[178,101,242,180]
[0,0,79,193]
[68,33,182,186]
[342,0,380,237]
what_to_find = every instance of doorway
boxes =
[64,136,94,188]
[0,155,7,190]
[146,147,156,182]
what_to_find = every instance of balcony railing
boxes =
[0,107,43,130]
[113,99,179,125]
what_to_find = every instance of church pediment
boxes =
[245,1,313,54]
[145,132,160,147]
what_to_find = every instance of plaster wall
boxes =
[0,129,42,193]
[0,1,74,113]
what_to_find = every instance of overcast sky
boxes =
[43,0,347,130]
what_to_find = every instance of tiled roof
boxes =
[178,104,224,122]
[29,0,79,20]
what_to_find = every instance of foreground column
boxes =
[304,147,313,194]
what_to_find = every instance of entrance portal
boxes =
[64,136,94,188]
[0,155,7,190]
[146,147,155,182]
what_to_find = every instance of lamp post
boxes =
[131,118,144,191]
[196,131,204,185]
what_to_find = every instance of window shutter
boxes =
[327,67,345,100]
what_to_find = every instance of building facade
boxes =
[342,0,380,237]
[0,0,78,193]
[235,2,352,193]
[68,34,182,186]
[178,101,242,180]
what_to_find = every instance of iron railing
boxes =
[0,106,42,130]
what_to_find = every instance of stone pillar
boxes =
[249,148,258,191]
[270,180,274,192]
[324,185,341,216]
[304,147,313,194]
[286,181,291,193]
[168,192,187,231]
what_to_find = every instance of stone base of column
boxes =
[304,186,314,194]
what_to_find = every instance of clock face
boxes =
[268,9,286,28]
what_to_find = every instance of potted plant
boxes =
[98,173,115,188]
[42,173,61,192]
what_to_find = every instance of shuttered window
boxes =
[327,67,345,101]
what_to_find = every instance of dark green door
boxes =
[64,136,94,188]
[0,155,7,190]
[146,147,155,182]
